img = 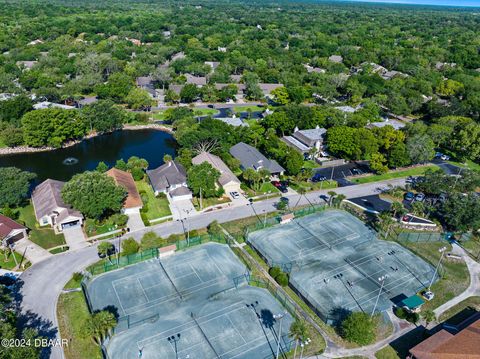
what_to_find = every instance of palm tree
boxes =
[327,191,337,206]
[94,311,117,340]
[332,194,346,208]
[98,242,115,264]
[378,211,395,239]
[289,319,308,359]
[163,154,172,163]
[421,309,436,328]
[391,201,406,219]
[295,187,307,207]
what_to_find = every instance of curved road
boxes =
[19,179,406,359]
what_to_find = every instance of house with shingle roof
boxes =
[146,161,192,201]
[282,125,326,157]
[31,179,83,233]
[136,76,157,98]
[0,214,27,246]
[106,168,143,214]
[328,55,343,63]
[230,142,284,176]
[192,152,242,194]
[185,74,207,87]
[409,317,480,359]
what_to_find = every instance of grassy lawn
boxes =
[375,326,427,359]
[84,218,123,237]
[438,296,480,324]
[398,241,470,311]
[303,160,319,169]
[0,249,27,270]
[244,182,280,197]
[0,138,6,148]
[192,195,231,210]
[192,108,219,117]
[233,105,264,113]
[290,180,338,192]
[49,245,69,254]
[351,164,438,184]
[136,180,171,219]
[57,291,102,359]
[17,203,66,249]
[447,159,480,172]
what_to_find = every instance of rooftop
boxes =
[192,152,240,187]
[230,142,284,174]
[146,161,187,192]
[106,168,143,209]
[0,214,26,240]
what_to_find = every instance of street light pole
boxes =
[167,333,181,359]
[371,275,387,317]
[428,246,447,290]
[274,312,287,359]
[299,337,311,359]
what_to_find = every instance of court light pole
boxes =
[371,275,387,317]
[274,311,287,359]
[167,333,181,359]
[428,246,447,290]
[299,337,311,359]
[248,198,261,224]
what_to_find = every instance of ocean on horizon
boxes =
[343,0,480,7]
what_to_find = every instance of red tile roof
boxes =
[106,168,143,209]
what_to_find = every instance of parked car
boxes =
[279,186,288,193]
[280,196,289,204]
[351,168,363,175]
[98,246,116,258]
[404,192,415,201]
[312,174,327,182]
[415,193,425,202]
[441,154,450,161]
[423,290,435,301]
[271,180,281,187]
[230,191,240,199]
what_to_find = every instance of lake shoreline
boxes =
[0,124,173,156]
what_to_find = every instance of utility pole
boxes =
[274,312,287,359]
[428,246,447,290]
[200,187,203,210]
[371,275,387,317]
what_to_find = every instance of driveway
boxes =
[12,238,52,264]
[62,226,88,251]
[315,161,371,187]
[169,199,196,220]
[126,212,145,232]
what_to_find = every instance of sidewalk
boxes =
[13,238,52,264]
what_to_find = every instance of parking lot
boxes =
[314,161,371,187]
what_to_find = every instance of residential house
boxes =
[435,62,457,71]
[126,37,142,46]
[16,61,38,70]
[409,317,480,359]
[367,118,406,131]
[136,76,157,98]
[216,117,249,127]
[328,55,343,63]
[258,83,284,96]
[218,47,227,53]
[205,61,220,72]
[27,39,44,46]
[0,215,27,246]
[185,74,207,87]
[106,168,143,214]
[163,30,171,38]
[33,102,76,110]
[230,142,285,176]
[171,52,186,62]
[230,74,242,83]
[304,64,326,74]
[31,179,83,233]
[192,152,242,194]
[77,96,98,108]
[146,161,192,201]
[282,126,326,157]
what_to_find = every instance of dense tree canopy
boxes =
[0,167,36,208]
[62,171,126,218]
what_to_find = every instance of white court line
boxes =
[136,277,150,302]
[207,252,227,277]
[188,262,204,283]
[112,282,127,315]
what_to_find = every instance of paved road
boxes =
[18,178,406,359]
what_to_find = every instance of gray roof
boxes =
[214,83,245,93]
[282,135,310,153]
[293,127,327,147]
[169,85,184,95]
[16,60,38,69]
[367,119,406,131]
[146,161,187,193]
[230,74,242,83]
[216,117,249,127]
[31,179,83,221]
[205,61,220,70]
[185,74,207,86]
[169,186,192,197]
[78,96,98,106]
[230,142,285,174]
[258,83,283,94]
[328,55,343,63]
[136,76,154,87]
[192,152,241,187]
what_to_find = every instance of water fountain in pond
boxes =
[62,157,79,165]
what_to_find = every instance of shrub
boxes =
[131,167,144,181]
[141,232,166,250]
[110,213,128,227]
[269,266,282,278]
[394,307,408,319]
[341,312,376,345]
[72,272,83,282]
[275,272,289,287]
[121,238,140,255]
[207,220,223,236]
[140,212,150,226]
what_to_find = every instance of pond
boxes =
[0,129,176,182]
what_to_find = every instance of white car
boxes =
[423,291,434,301]
[441,154,450,161]
[230,191,240,199]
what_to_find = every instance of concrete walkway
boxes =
[127,212,145,232]
[13,238,52,264]
[434,244,480,317]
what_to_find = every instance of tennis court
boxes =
[248,210,435,323]
[85,243,294,359]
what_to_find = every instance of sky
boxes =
[345,0,480,6]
